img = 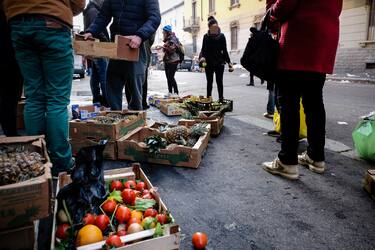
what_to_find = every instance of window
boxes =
[230,0,239,6]
[369,0,375,40]
[209,0,215,13]
[230,22,239,50]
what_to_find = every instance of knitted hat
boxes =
[163,25,172,32]
[207,16,218,27]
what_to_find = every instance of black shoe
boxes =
[267,130,280,137]
[247,83,255,86]
[143,104,150,110]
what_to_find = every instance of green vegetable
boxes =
[108,190,123,203]
[153,222,164,238]
[129,199,156,211]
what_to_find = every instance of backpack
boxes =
[176,40,185,62]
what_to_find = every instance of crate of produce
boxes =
[71,103,108,120]
[148,95,180,109]
[117,123,210,168]
[364,169,375,200]
[70,139,118,160]
[0,136,52,230]
[0,221,39,249]
[51,163,180,250]
[73,34,139,61]
[160,102,185,116]
[70,111,146,141]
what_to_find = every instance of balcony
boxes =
[183,17,200,33]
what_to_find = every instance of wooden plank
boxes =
[116,36,140,61]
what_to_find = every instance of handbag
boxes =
[240,10,279,81]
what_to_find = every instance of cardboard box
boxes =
[179,115,224,136]
[70,111,146,141]
[117,125,211,168]
[0,221,38,250]
[73,34,139,61]
[364,169,375,200]
[71,104,108,120]
[160,102,185,116]
[148,95,180,108]
[70,139,117,160]
[51,164,180,250]
[0,136,52,230]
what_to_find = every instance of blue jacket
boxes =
[87,0,161,42]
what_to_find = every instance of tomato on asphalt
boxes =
[124,180,136,189]
[115,205,131,223]
[110,180,123,192]
[82,213,96,225]
[55,223,70,239]
[102,199,117,214]
[192,232,208,249]
[105,235,123,248]
[136,181,147,191]
[121,189,136,205]
[95,214,110,231]
[144,208,157,218]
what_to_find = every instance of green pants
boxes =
[10,17,73,174]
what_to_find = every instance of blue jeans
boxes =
[10,17,73,174]
[267,89,275,115]
[90,58,108,103]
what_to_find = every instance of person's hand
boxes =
[126,35,142,49]
[83,33,93,40]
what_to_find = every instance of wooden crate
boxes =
[73,34,139,61]
[51,164,180,250]
[364,169,375,200]
[70,138,118,160]
[179,115,224,136]
[160,102,185,116]
[0,221,39,250]
[117,125,211,168]
[0,136,52,230]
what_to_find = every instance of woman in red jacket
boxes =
[263,0,343,180]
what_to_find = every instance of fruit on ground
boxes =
[76,225,103,246]
[82,213,96,225]
[127,223,144,234]
[55,223,70,240]
[192,232,208,249]
[115,205,131,223]
[102,199,117,214]
[131,210,143,221]
[124,180,136,189]
[95,214,110,231]
[110,180,123,191]
[136,181,146,191]
[165,125,189,143]
[105,235,123,248]
[144,208,157,218]
[141,217,156,229]
[121,189,136,205]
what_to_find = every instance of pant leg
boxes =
[250,73,254,84]
[95,58,108,105]
[169,63,179,94]
[277,71,301,165]
[205,67,214,98]
[301,73,326,162]
[90,60,101,101]
[165,64,173,93]
[267,89,275,115]
[142,68,149,108]
[107,60,126,110]
[214,65,224,101]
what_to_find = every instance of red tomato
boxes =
[102,199,117,214]
[117,230,127,236]
[136,182,147,191]
[156,214,167,225]
[142,193,154,199]
[55,223,70,239]
[121,189,136,205]
[106,235,123,248]
[110,180,123,191]
[192,232,208,249]
[124,180,136,189]
[127,217,141,227]
[142,189,150,195]
[95,214,110,231]
[82,213,96,225]
[115,205,131,223]
[144,208,157,218]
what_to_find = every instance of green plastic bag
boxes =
[352,112,375,162]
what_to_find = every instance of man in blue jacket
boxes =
[84,0,161,110]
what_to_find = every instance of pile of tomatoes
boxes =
[55,179,172,249]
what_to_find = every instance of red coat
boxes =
[267,0,343,74]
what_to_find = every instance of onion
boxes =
[58,209,68,223]
[127,223,143,234]
[117,224,126,232]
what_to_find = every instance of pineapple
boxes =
[144,135,168,154]
[189,123,208,138]
[165,126,189,143]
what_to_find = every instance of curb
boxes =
[327,77,375,84]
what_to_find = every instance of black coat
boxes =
[200,32,231,67]
[83,1,110,42]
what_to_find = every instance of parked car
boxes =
[178,57,193,71]
[74,54,85,79]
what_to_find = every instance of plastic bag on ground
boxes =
[352,112,375,162]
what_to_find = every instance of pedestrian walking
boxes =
[2,0,85,174]
[85,0,161,111]
[247,73,264,86]
[264,82,275,119]
[162,25,181,96]
[83,0,110,107]
[263,0,343,180]
[200,16,233,102]
[0,7,23,137]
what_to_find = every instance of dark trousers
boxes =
[206,65,224,101]
[165,63,178,94]
[277,70,326,165]
[0,64,23,136]
[250,73,265,85]
[90,58,108,105]
[142,68,149,109]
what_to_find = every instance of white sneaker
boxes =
[298,152,325,174]
[262,158,299,180]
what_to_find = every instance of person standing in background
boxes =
[263,0,343,180]
[0,6,23,137]
[142,33,155,109]
[83,0,110,106]
[2,0,85,174]
[162,25,180,96]
[200,16,233,102]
